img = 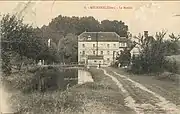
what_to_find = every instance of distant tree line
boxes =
[1,14,129,75]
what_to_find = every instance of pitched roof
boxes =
[78,32,127,42]
[87,55,103,60]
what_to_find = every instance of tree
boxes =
[100,20,128,37]
[130,31,168,73]
[78,16,100,34]
[167,33,180,55]
[58,33,78,63]
[48,15,100,36]
[163,40,179,55]
[169,33,180,42]
[117,48,131,67]
[1,14,47,74]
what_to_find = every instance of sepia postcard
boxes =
[0,0,180,114]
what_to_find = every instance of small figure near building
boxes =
[38,60,42,66]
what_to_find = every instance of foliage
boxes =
[169,33,180,42]
[163,33,180,55]
[110,61,119,68]
[164,59,179,74]
[47,15,128,37]
[117,48,131,67]
[1,50,12,75]
[58,33,78,63]
[0,14,59,75]
[130,31,167,73]
[130,31,180,74]
[1,14,44,59]
[100,20,128,37]
[36,47,60,64]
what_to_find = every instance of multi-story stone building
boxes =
[78,32,128,66]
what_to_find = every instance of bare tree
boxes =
[169,33,180,42]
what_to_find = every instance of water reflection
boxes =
[62,69,94,89]
[78,70,94,84]
[30,67,93,92]
[62,68,78,89]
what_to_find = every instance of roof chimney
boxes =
[144,31,148,38]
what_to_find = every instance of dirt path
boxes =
[101,68,180,114]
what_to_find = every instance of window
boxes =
[88,35,91,40]
[107,51,110,55]
[93,44,95,48]
[93,51,95,55]
[122,43,126,47]
[101,51,103,55]
[114,44,116,47]
[107,58,110,61]
[107,44,110,48]
[94,60,97,62]
[82,51,85,55]
[82,44,85,47]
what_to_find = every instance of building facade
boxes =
[78,32,128,66]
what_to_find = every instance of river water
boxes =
[63,69,94,89]
[78,69,94,84]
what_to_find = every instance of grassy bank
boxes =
[3,68,133,114]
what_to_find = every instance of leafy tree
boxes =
[163,40,180,55]
[100,20,128,37]
[131,31,166,73]
[48,15,100,36]
[78,16,100,34]
[1,14,46,59]
[1,14,48,74]
[167,33,180,55]
[117,48,131,67]
[131,31,179,74]
[36,47,60,64]
[58,33,78,63]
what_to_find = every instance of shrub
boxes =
[130,31,169,74]
[110,62,119,68]
[130,56,143,74]
[164,60,179,73]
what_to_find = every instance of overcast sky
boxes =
[0,1,180,36]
